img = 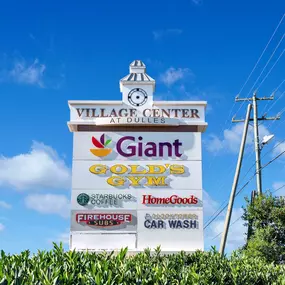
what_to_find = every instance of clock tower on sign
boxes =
[120,60,155,110]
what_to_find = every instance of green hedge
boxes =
[1,243,285,285]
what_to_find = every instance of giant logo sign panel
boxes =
[71,210,137,232]
[137,210,203,251]
[138,190,203,210]
[73,132,201,161]
[72,161,202,190]
[71,190,137,210]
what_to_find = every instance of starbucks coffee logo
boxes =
[76,193,135,207]
[77,193,90,206]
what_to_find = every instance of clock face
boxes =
[128,88,148,107]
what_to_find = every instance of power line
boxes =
[268,90,285,112]
[218,14,285,250]
[262,90,285,115]
[233,13,285,117]
[255,47,285,91]
[269,106,285,131]
[247,33,285,96]
[207,14,285,173]
[272,184,285,194]
[204,198,228,229]
[207,106,237,171]
[204,203,229,230]
[261,137,285,159]
[212,216,242,241]
[213,183,285,241]
[205,130,264,230]
[261,149,285,169]
[262,80,285,113]
[204,148,285,230]
[204,176,253,230]
[272,78,285,94]
[238,13,285,96]
[206,13,285,240]
[204,150,255,229]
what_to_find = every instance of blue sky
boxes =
[0,0,285,254]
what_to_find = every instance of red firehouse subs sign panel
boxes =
[68,60,207,252]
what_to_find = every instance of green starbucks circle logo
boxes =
[77,193,90,206]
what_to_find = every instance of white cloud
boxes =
[203,190,220,217]
[272,181,285,195]
[152,29,182,40]
[272,141,285,158]
[192,0,203,5]
[205,134,224,153]
[206,208,246,253]
[214,208,245,248]
[56,231,70,245]
[48,230,70,246]
[25,194,70,218]
[0,201,11,209]
[206,104,213,114]
[206,124,271,154]
[0,141,71,191]
[203,188,246,252]
[9,58,46,87]
[160,67,193,87]
[0,223,5,231]
[29,33,36,40]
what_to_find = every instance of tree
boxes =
[241,192,285,264]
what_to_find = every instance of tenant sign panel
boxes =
[71,210,137,232]
[73,132,202,161]
[137,190,203,210]
[71,190,137,210]
[137,210,203,251]
[71,161,203,190]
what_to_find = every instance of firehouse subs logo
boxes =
[144,213,199,229]
[89,164,185,187]
[76,213,132,227]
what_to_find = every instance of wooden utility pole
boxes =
[220,92,280,255]
[247,190,257,243]
[219,104,252,255]
[233,92,280,195]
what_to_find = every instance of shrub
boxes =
[0,243,285,284]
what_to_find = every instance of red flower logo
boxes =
[90,134,112,157]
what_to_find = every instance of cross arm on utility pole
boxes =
[235,93,274,102]
[232,115,280,123]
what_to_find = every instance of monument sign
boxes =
[68,60,207,252]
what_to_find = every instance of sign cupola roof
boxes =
[120,60,155,92]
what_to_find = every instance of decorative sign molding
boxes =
[67,102,207,131]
